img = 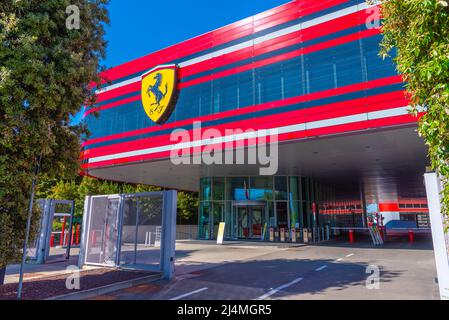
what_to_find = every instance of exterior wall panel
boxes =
[81,0,417,170]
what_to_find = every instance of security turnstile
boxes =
[29,199,75,264]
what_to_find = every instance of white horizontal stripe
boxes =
[96,76,141,94]
[178,39,254,67]
[277,123,307,134]
[306,113,367,130]
[87,106,410,164]
[368,106,410,120]
[302,5,357,29]
[96,3,376,94]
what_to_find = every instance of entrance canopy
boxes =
[86,125,428,201]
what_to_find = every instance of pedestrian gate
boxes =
[28,199,76,264]
[79,191,177,279]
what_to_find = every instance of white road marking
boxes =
[169,287,208,300]
[336,258,343,262]
[315,265,328,272]
[255,277,303,300]
[346,253,355,258]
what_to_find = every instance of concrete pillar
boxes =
[161,190,178,280]
[424,172,449,299]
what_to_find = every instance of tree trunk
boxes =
[0,267,6,286]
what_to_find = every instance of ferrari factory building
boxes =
[81,0,430,241]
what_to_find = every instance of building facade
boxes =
[81,0,430,241]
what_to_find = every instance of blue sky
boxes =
[73,0,289,124]
[103,0,289,68]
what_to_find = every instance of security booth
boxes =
[28,199,76,264]
[78,191,177,279]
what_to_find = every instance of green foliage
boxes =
[379,0,449,219]
[0,1,109,268]
[37,176,199,224]
[39,176,161,218]
[177,191,199,224]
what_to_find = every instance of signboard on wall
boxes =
[425,172,449,300]
[217,222,226,245]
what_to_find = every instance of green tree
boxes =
[44,176,162,218]
[0,0,109,273]
[379,0,449,218]
[39,176,199,224]
[177,191,199,224]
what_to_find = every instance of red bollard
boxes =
[349,229,355,243]
[75,225,80,245]
[60,217,67,246]
[71,229,75,245]
[50,233,55,247]
[408,230,414,243]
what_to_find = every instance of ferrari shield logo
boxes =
[141,64,179,124]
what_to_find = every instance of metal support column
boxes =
[78,196,91,268]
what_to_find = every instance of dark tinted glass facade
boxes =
[85,35,397,141]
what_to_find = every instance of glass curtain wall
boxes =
[198,176,334,240]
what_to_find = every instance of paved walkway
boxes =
[93,237,439,300]
[5,248,83,284]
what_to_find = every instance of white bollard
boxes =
[145,231,152,247]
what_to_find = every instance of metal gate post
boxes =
[78,196,91,268]
[133,198,140,265]
[160,190,177,279]
[65,200,75,259]
[43,200,56,262]
[115,194,125,267]
[35,200,51,264]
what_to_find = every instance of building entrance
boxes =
[234,201,266,240]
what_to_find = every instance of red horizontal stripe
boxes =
[81,113,417,170]
[398,209,429,213]
[180,9,372,80]
[94,8,374,107]
[85,94,140,116]
[82,76,403,147]
[95,81,141,104]
[82,90,410,160]
[91,0,350,89]
[179,28,380,89]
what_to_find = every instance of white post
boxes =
[78,196,91,268]
[145,231,152,247]
[161,190,177,280]
[424,172,449,300]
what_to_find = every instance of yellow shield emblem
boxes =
[141,64,179,124]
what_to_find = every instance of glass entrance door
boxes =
[237,207,249,238]
[251,208,263,239]
[236,206,265,239]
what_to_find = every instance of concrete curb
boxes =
[177,240,310,249]
[47,273,163,300]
